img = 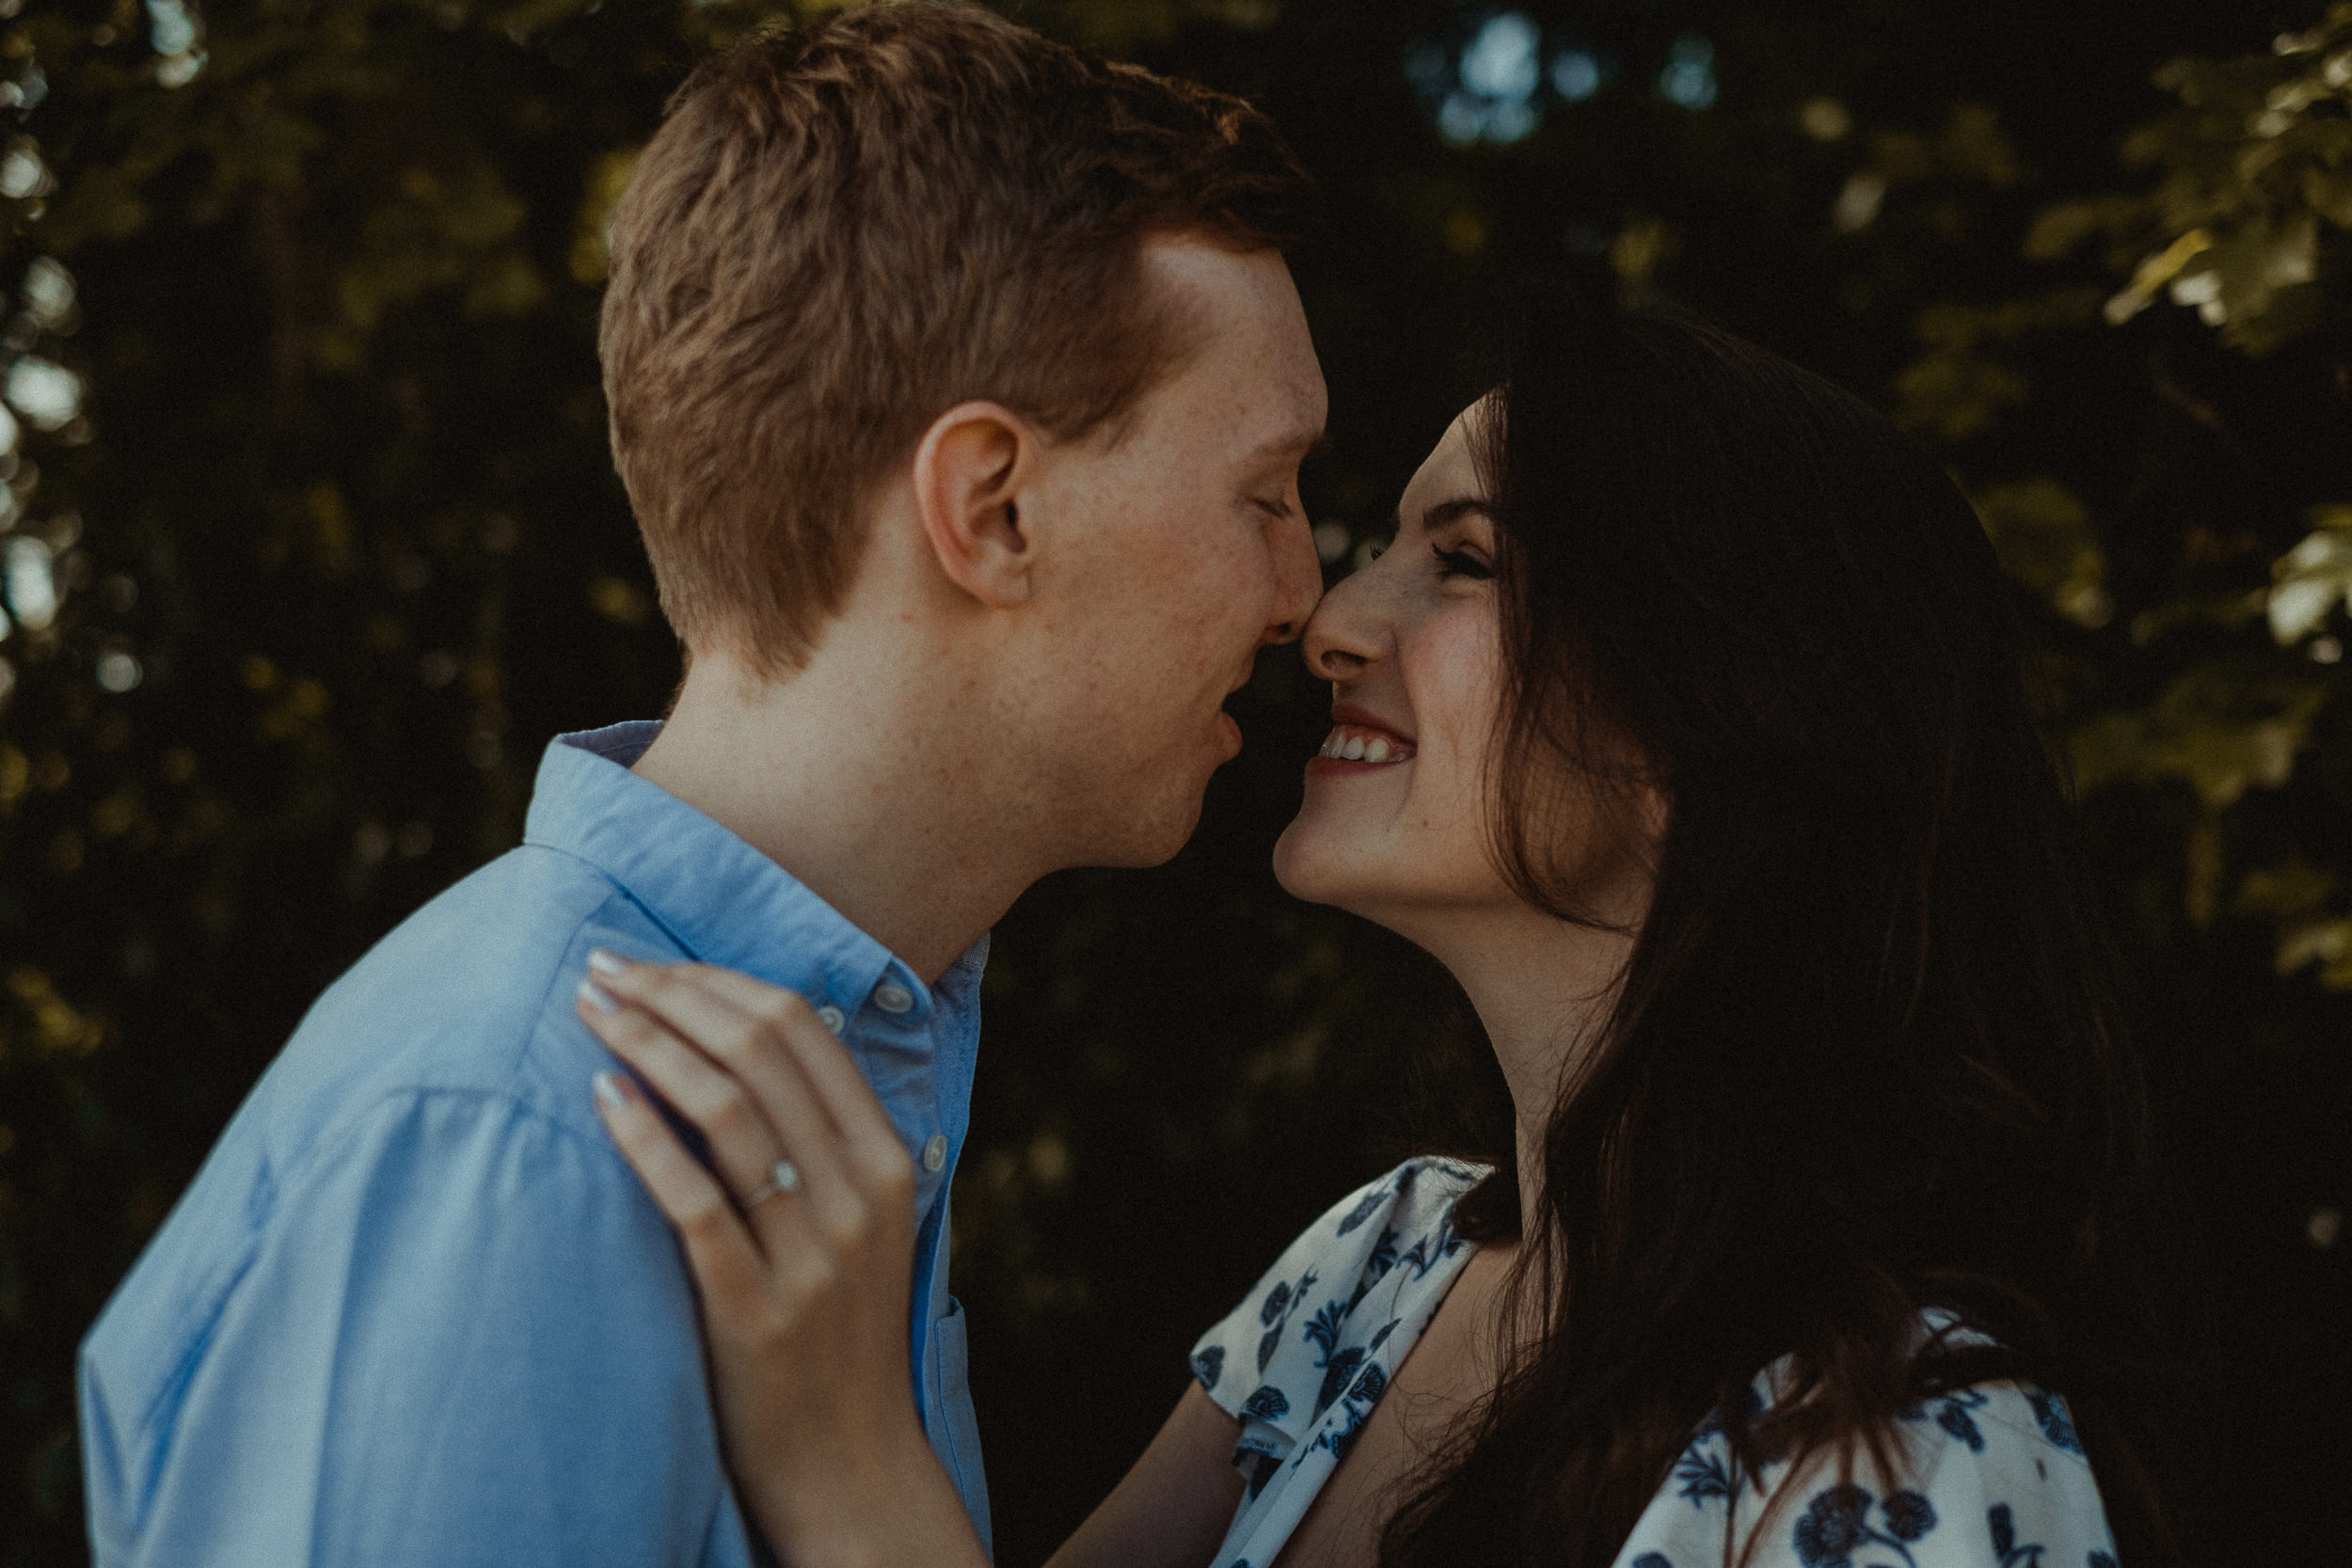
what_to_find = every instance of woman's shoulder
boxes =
[1621,1342,2118,1568]
[1185,1155,1487,1422]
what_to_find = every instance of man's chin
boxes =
[1081,797,1203,870]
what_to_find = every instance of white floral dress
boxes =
[1188,1158,2121,1568]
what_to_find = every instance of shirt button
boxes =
[873,981,915,1015]
[816,1005,847,1035]
[921,1133,948,1173]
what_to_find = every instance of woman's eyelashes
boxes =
[1432,543,1493,581]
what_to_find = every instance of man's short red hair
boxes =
[598,1,1313,673]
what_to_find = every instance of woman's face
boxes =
[1273,403,1518,923]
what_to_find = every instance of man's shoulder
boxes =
[268,842,680,1145]
[93,843,680,1325]
[83,847,699,1446]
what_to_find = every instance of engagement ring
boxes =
[740,1160,801,1209]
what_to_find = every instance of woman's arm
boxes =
[1043,1383,1247,1568]
[577,957,1244,1568]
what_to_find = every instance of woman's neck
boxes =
[1391,899,1645,1229]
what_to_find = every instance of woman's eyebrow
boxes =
[1381,496,1487,541]
[1416,497,1490,531]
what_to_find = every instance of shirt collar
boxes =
[524,721,977,1024]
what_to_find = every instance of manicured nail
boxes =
[593,1069,630,1111]
[579,978,620,1013]
[586,948,629,976]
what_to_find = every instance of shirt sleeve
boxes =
[1615,1382,2120,1568]
[85,1088,757,1568]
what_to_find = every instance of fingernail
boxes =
[586,948,629,976]
[593,1069,630,1110]
[579,978,621,1013]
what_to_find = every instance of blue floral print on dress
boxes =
[2025,1388,2083,1455]
[1185,1160,2122,1568]
[1334,1185,1391,1236]
[1903,1387,1990,1453]
[1790,1484,1938,1568]
[1242,1385,1290,1421]
[1344,1225,1404,1315]
[1307,1357,1390,1465]
[1988,1503,2045,1567]
[1256,1268,1317,1375]
[1672,1433,1736,1507]
[1313,1347,1365,1418]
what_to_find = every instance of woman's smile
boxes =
[1309,703,1418,772]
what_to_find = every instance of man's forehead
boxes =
[1139,237,1325,446]
[1145,240,1314,356]
[1240,398,1327,458]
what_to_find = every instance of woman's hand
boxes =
[575,953,987,1568]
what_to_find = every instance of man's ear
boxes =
[911,402,1038,608]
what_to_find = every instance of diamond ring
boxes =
[739,1160,801,1209]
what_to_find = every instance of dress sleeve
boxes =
[1185,1157,1484,1461]
[80,1089,754,1568]
[1613,1382,2120,1568]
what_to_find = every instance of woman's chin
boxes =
[1270,818,1335,903]
[1271,817,1375,909]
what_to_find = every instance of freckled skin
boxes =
[630,237,1327,983]
[1009,240,1329,867]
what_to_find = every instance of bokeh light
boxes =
[4,534,56,632]
[1552,49,1604,103]
[95,650,142,693]
[1412,10,1549,148]
[1659,32,1719,110]
[5,357,82,431]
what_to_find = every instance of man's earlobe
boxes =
[913,403,1037,609]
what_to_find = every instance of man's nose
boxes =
[1262,512,1324,645]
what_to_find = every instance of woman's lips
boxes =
[1306,721,1414,776]
[1315,721,1415,764]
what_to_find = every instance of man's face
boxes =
[1011,235,1327,867]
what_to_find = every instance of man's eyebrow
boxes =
[1248,427,1329,466]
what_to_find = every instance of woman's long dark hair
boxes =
[1379,302,2175,1567]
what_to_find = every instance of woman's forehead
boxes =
[1398,408,1488,521]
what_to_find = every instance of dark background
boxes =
[1,1,2345,1563]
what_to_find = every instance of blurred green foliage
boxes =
[0,1,2345,1563]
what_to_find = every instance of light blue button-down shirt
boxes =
[79,721,990,1566]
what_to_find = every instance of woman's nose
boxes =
[1301,568,1385,681]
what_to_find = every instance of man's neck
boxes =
[630,639,1036,985]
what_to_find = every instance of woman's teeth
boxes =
[1317,725,1413,763]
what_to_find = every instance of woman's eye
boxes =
[1432,545,1492,581]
